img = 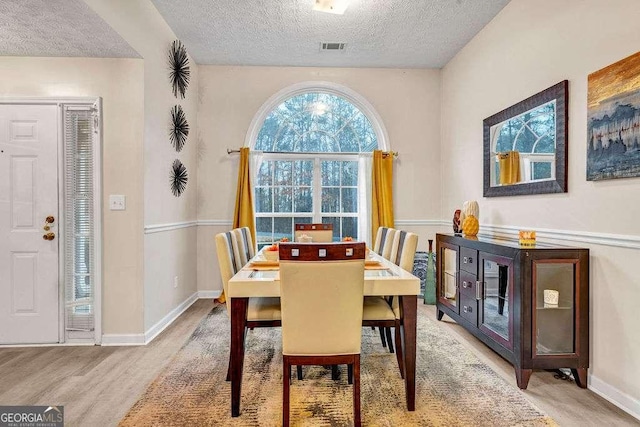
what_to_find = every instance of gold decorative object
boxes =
[462,215,479,237]
[519,230,536,247]
[460,201,479,229]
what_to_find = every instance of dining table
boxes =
[227,249,421,417]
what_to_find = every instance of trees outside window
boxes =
[253,90,381,247]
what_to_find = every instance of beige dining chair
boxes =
[215,227,281,381]
[294,223,334,242]
[279,242,366,427]
[364,227,418,377]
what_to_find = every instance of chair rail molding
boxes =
[144,220,198,234]
[478,223,640,250]
[172,218,640,250]
[395,219,442,227]
[197,219,233,227]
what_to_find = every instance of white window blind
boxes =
[63,106,97,334]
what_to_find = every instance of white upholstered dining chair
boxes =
[364,227,418,377]
[215,227,281,380]
[279,242,366,427]
[293,223,334,243]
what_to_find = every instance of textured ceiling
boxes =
[150,0,510,68]
[0,0,139,58]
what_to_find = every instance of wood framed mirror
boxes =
[483,80,568,197]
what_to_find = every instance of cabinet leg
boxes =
[436,309,444,321]
[515,368,532,389]
[571,368,588,388]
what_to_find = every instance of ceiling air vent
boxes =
[320,42,346,52]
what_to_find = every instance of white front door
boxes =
[0,104,60,344]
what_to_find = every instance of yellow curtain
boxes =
[498,151,521,185]
[232,147,257,242]
[371,150,395,241]
[217,147,256,304]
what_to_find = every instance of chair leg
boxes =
[394,322,405,379]
[225,354,231,381]
[379,327,387,348]
[348,363,353,385]
[331,364,339,380]
[385,327,394,353]
[283,356,290,427]
[353,355,361,427]
[296,365,303,380]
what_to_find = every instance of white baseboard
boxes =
[100,292,221,346]
[589,374,640,421]
[143,292,200,344]
[198,290,222,299]
[101,333,146,346]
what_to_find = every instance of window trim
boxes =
[245,81,389,152]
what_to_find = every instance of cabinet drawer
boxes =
[459,271,478,299]
[460,247,478,274]
[460,294,478,326]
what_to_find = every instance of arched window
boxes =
[249,83,387,247]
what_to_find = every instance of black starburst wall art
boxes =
[168,40,190,99]
[170,159,188,197]
[170,105,189,152]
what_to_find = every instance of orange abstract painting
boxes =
[587,51,640,181]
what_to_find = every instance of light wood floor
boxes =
[0,300,637,426]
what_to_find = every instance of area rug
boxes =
[120,304,555,426]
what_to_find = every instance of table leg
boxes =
[230,297,248,417]
[399,295,417,411]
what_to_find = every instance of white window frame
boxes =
[248,82,387,245]
[246,81,389,151]
[255,152,361,244]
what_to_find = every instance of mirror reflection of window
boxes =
[490,100,557,186]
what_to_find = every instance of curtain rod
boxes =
[226,148,399,158]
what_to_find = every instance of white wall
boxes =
[0,57,145,335]
[441,0,640,417]
[196,66,441,292]
[84,0,199,334]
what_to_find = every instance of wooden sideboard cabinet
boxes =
[436,233,589,389]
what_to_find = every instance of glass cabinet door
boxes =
[479,253,513,349]
[533,261,577,355]
[438,243,458,311]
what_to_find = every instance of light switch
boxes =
[291,248,299,257]
[319,249,327,257]
[109,195,126,211]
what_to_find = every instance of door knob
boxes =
[43,216,55,231]
[43,232,56,241]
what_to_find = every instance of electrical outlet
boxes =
[109,195,126,211]
[174,276,179,288]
